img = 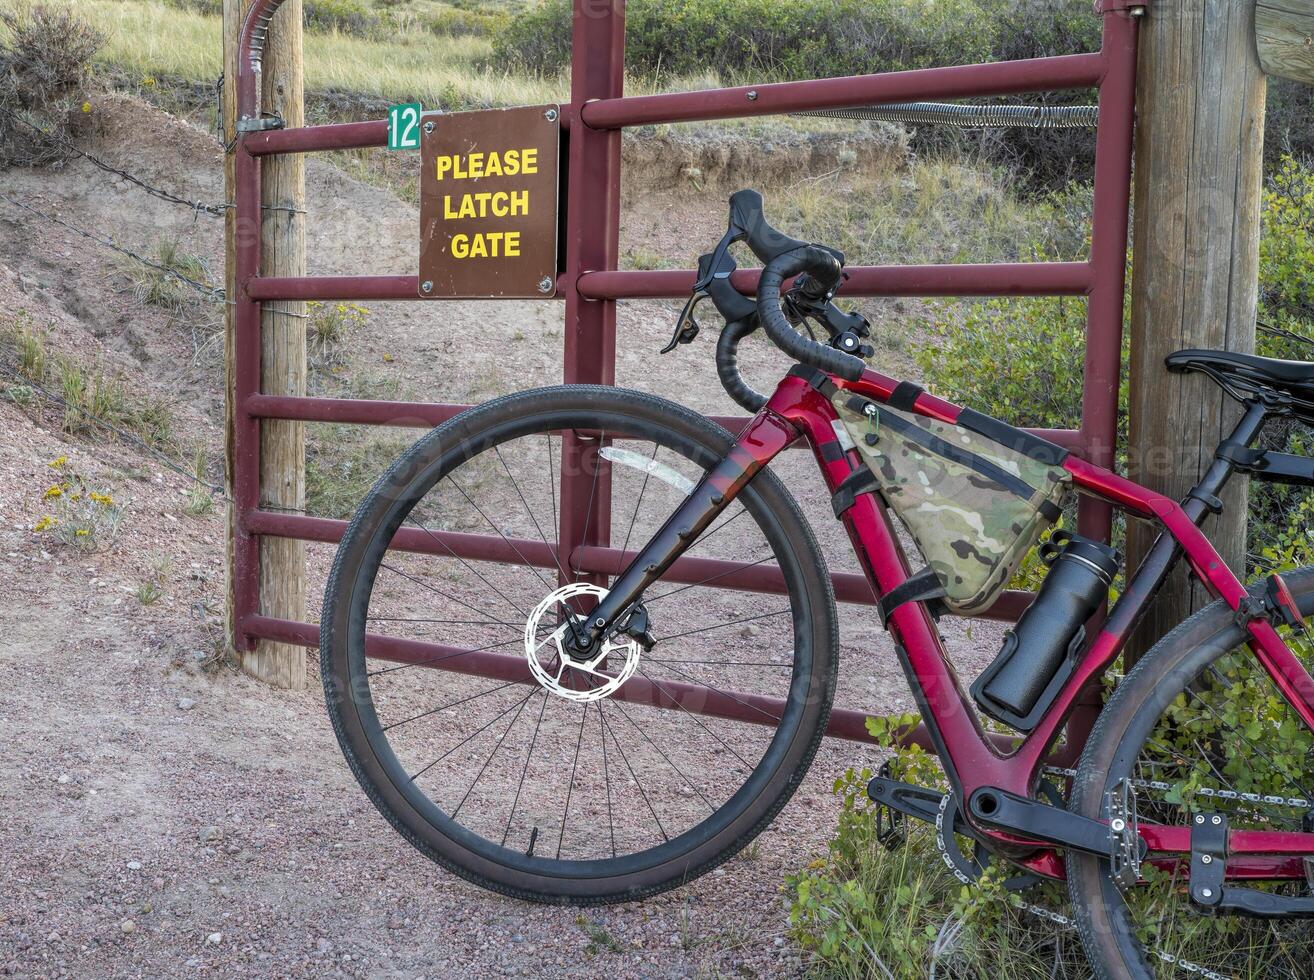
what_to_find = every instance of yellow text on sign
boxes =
[443,190,530,219]
[434,148,539,180]
[451,231,521,258]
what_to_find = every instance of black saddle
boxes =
[1166,348,1314,406]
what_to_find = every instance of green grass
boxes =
[26,0,553,108]
[24,0,783,112]
[1,311,176,449]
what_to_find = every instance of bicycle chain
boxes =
[928,778,1241,979]
[1044,766,1312,810]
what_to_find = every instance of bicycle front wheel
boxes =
[320,385,838,904]
[1068,566,1314,978]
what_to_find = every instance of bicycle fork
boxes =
[578,408,799,646]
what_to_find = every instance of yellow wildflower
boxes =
[48,456,67,469]
[32,516,56,532]
[89,492,114,506]
[43,484,63,499]
[81,102,92,114]
[75,529,89,537]
[143,76,157,88]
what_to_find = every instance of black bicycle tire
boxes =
[320,384,839,905]
[1066,566,1314,978]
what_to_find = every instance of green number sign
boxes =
[387,103,422,151]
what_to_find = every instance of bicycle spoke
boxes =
[636,666,752,767]
[601,701,668,842]
[451,689,541,820]
[557,704,589,859]
[608,698,715,811]
[501,693,550,847]
[645,656,784,725]
[367,631,526,678]
[613,442,659,575]
[409,687,538,783]
[403,514,530,618]
[654,607,790,643]
[574,429,607,574]
[494,443,572,585]
[444,471,557,596]
[644,553,776,604]
[599,702,617,859]
[379,561,518,635]
[367,615,525,628]
[383,680,521,732]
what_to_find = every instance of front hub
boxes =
[524,583,640,703]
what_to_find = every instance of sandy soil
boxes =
[0,95,1010,978]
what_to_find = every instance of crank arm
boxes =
[868,774,964,830]
[967,786,1143,861]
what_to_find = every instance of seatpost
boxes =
[1183,399,1270,524]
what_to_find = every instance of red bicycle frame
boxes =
[646,363,1314,880]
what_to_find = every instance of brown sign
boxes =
[418,104,560,298]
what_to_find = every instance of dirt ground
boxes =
[0,96,1009,977]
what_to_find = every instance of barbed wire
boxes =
[0,105,306,217]
[0,104,227,216]
[0,191,227,300]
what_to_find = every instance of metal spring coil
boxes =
[795,101,1099,129]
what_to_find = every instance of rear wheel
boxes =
[320,385,838,904]
[1067,567,1314,978]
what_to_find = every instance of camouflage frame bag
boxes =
[832,393,1071,616]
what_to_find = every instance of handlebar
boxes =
[757,247,866,382]
[665,189,870,411]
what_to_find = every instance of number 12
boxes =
[388,103,422,151]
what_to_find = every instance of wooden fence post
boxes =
[223,0,308,688]
[1125,0,1266,654]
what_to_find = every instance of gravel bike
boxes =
[322,190,1314,977]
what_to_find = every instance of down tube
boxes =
[776,381,1011,790]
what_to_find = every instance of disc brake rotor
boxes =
[524,583,640,703]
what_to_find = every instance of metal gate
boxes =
[229,0,1140,743]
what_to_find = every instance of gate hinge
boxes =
[236,114,285,134]
[1094,0,1147,14]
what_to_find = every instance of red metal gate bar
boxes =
[576,263,1093,299]
[244,612,882,745]
[579,54,1105,129]
[246,393,1082,453]
[244,508,1036,620]
[245,392,751,433]
[246,612,1027,755]
[245,261,1091,303]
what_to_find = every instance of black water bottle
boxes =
[971,531,1120,732]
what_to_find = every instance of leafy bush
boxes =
[787,733,1081,978]
[497,0,1030,80]
[914,159,1314,565]
[0,2,104,166]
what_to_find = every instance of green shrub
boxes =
[496,0,1004,80]
[0,2,104,166]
